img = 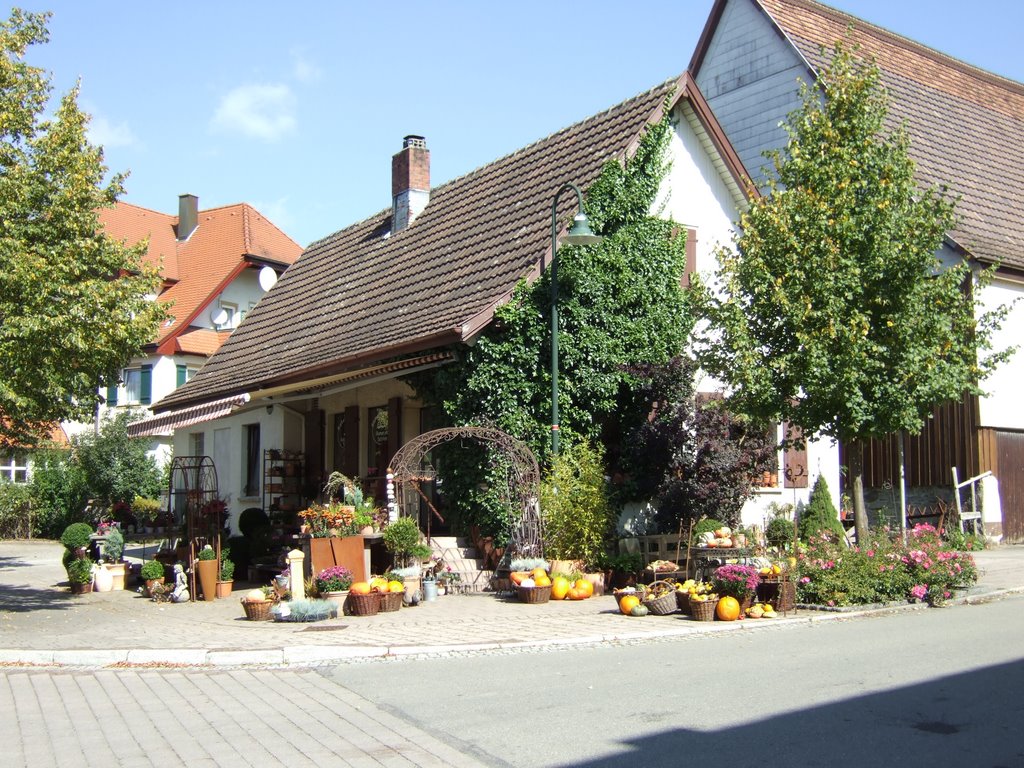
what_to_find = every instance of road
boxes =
[3,596,1024,767]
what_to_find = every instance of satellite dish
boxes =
[258,266,278,292]
[210,307,229,326]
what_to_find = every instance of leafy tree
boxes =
[693,42,1011,544]
[28,444,88,537]
[617,355,776,533]
[407,109,692,539]
[0,9,167,448]
[73,411,162,509]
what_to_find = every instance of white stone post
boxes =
[286,549,305,601]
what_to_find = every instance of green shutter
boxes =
[176,364,187,387]
[140,365,152,406]
[106,384,117,407]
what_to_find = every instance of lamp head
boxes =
[562,213,602,246]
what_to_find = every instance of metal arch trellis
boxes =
[388,427,544,560]
[167,455,220,602]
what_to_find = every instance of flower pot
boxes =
[93,563,113,592]
[69,581,93,595]
[105,562,126,591]
[145,577,165,597]
[583,572,606,597]
[196,559,218,602]
[322,590,349,607]
[215,580,234,598]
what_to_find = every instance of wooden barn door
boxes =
[996,431,1024,543]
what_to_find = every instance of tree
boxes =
[73,411,162,509]
[0,9,167,448]
[693,42,1010,544]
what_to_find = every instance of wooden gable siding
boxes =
[840,394,980,490]
[693,0,807,185]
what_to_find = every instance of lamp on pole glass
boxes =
[549,182,602,455]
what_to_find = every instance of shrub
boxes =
[798,475,846,542]
[196,546,216,561]
[60,522,94,550]
[28,447,89,538]
[540,440,615,568]
[140,560,165,581]
[765,515,795,550]
[131,496,162,524]
[73,411,162,506]
[220,549,235,581]
[382,517,431,566]
[0,482,32,539]
[66,557,93,584]
[103,527,124,562]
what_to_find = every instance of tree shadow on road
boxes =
[559,658,1024,768]
[0,582,79,613]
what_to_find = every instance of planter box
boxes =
[307,536,367,583]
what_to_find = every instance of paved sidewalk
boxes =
[2,539,1022,667]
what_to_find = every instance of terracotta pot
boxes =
[145,577,165,596]
[583,571,606,597]
[69,580,93,595]
[215,580,234,598]
[196,559,218,602]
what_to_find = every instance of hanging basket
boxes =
[346,591,381,616]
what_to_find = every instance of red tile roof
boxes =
[741,0,1024,268]
[99,200,303,350]
[158,75,742,411]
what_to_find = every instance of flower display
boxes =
[315,565,353,593]
[299,502,356,538]
[712,564,760,598]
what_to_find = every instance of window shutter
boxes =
[106,384,118,407]
[176,364,187,387]
[140,365,153,405]
[783,421,808,488]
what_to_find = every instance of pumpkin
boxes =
[619,594,641,615]
[350,581,372,595]
[716,595,741,621]
[567,585,588,600]
[509,571,530,586]
[551,576,571,600]
[245,589,266,602]
[574,579,594,599]
[388,581,405,593]
[370,577,389,593]
[530,567,548,580]
[630,604,649,617]
[534,575,552,588]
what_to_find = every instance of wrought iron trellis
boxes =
[167,455,219,602]
[388,427,544,560]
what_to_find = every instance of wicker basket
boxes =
[378,590,404,612]
[757,579,796,611]
[346,591,381,616]
[241,598,273,621]
[690,596,716,621]
[643,581,678,615]
[676,589,693,615]
[518,585,552,604]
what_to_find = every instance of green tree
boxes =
[407,109,692,538]
[798,474,845,542]
[539,440,615,567]
[0,9,167,448]
[693,42,1011,544]
[73,411,162,509]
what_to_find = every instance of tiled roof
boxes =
[157,77,687,410]
[174,328,233,356]
[755,0,1024,268]
[100,201,303,348]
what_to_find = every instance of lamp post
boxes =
[549,182,602,455]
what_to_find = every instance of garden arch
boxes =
[388,427,544,560]
[167,455,220,601]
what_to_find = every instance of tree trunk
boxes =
[848,439,869,545]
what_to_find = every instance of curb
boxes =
[1,587,1020,669]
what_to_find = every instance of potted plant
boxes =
[132,496,162,534]
[195,545,219,602]
[315,565,353,606]
[60,522,94,560]
[217,550,235,598]
[67,557,94,594]
[712,564,761,609]
[140,559,166,596]
[102,526,127,590]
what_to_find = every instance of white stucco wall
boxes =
[976,274,1024,430]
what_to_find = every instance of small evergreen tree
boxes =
[798,475,846,542]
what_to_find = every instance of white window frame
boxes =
[0,452,29,483]
[122,367,142,405]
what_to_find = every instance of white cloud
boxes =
[210,83,297,142]
[86,113,139,149]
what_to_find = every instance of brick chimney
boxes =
[392,136,429,231]
[177,193,199,241]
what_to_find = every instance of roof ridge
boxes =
[237,202,303,250]
[766,0,1024,96]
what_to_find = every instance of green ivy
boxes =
[405,104,692,540]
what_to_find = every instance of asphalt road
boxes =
[4,595,1024,767]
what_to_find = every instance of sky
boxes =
[22,1,1024,248]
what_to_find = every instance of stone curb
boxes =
[1,587,1019,669]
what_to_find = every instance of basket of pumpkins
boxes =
[642,580,679,615]
[240,586,276,621]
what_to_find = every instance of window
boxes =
[243,424,260,497]
[123,368,142,404]
[215,302,238,330]
[190,432,205,458]
[366,406,388,478]
[0,452,28,483]
[118,365,152,406]
[176,365,200,388]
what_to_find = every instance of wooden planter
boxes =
[307,536,366,582]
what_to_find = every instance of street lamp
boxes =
[550,182,602,455]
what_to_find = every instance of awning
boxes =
[127,393,251,437]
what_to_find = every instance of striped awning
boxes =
[126,393,251,437]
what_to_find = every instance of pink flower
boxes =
[910,584,928,600]
[800,576,811,584]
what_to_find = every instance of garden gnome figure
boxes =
[170,563,190,603]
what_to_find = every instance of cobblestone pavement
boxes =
[2,539,1022,667]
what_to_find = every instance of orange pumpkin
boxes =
[715,595,741,621]
[574,579,594,599]
[534,575,552,588]
[509,571,530,586]
[370,577,389,593]
[530,567,548,580]
[350,581,372,595]
[567,585,587,600]
[619,594,641,615]
[550,576,571,600]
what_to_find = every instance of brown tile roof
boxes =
[753,0,1024,268]
[157,76,712,411]
[99,200,303,350]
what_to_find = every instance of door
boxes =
[996,431,1024,542]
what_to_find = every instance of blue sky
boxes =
[23,1,1024,247]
